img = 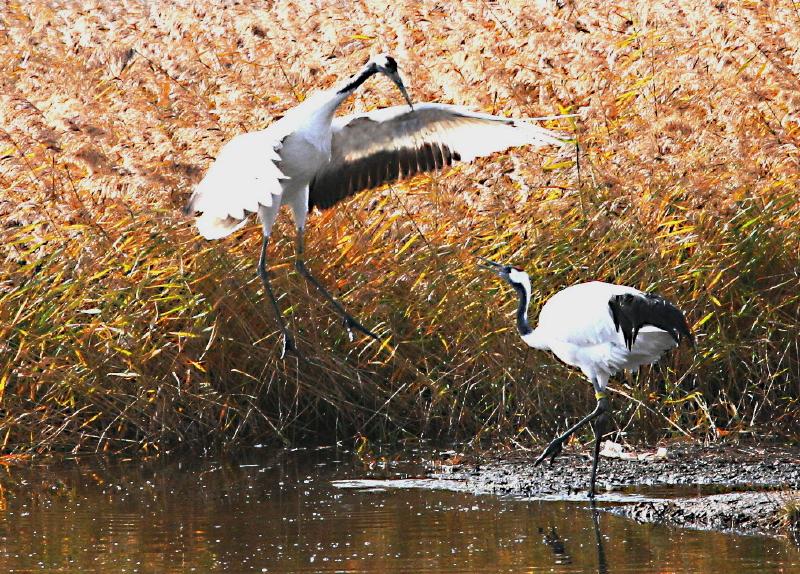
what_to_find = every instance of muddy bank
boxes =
[425,442,800,539]
[610,490,799,541]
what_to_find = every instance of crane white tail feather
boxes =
[185,130,287,239]
[195,213,250,240]
[601,329,678,375]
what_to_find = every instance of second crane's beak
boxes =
[387,70,414,111]
[478,257,510,279]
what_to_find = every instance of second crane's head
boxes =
[479,258,532,300]
[367,53,414,110]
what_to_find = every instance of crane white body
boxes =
[190,91,346,240]
[520,281,679,390]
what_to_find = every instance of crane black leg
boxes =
[534,397,609,467]
[293,230,380,342]
[588,399,610,499]
[257,236,298,358]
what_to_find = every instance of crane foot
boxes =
[534,437,564,466]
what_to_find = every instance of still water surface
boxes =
[0,447,797,573]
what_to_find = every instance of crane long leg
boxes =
[258,235,298,358]
[293,229,380,342]
[533,397,609,467]
[588,403,610,499]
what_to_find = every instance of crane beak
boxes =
[478,257,509,278]
[386,71,414,111]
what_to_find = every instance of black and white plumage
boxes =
[308,104,565,210]
[480,259,694,497]
[184,53,567,356]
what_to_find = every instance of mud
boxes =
[424,442,800,539]
[610,490,799,539]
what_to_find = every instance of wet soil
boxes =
[425,442,800,540]
[610,490,798,540]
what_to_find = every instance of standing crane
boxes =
[479,259,694,498]
[185,54,567,356]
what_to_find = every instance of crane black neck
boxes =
[511,282,533,336]
[336,64,377,95]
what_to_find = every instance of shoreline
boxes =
[424,441,800,541]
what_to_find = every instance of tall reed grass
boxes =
[1,1,798,454]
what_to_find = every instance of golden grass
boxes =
[1,1,798,454]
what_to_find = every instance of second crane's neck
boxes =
[512,282,533,337]
[511,282,549,351]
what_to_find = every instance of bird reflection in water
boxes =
[591,503,609,574]
[539,504,609,574]
[539,525,572,565]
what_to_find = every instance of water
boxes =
[0,448,797,573]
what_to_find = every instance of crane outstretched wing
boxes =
[308,103,568,211]
[185,130,287,239]
[608,292,694,351]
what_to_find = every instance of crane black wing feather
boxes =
[308,104,565,211]
[309,113,462,211]
[608,292,694,351]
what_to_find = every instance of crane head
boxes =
[478,258,532,295]
[370,53,414,111]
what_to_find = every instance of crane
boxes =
[479,259,694,498]
[185,53,567,356]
